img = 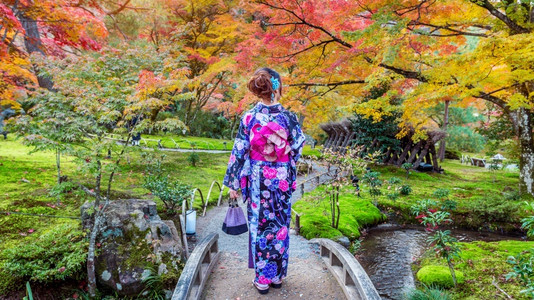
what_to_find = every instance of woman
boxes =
[223,68,305,294]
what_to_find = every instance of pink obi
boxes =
[250,122,290,163]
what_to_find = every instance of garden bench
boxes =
[471,158,486,167]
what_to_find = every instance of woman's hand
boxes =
[229,189,240,199]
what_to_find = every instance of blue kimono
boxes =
[223,102,305,285]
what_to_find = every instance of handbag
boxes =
[222,199,248,235]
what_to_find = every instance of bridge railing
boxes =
[311,238,381,300]
[171,233,220,300]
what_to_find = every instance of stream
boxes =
[356,223,522,300]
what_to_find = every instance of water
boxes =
[356,224,521,300]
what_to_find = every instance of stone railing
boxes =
[311,238,381,300]
[171,233,220,300]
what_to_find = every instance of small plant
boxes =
[141,268,166,300]
[362,171,382,205]
[386,176,402,201]
[349,239,362,255]
[433,188,456,211]
[143,154,192,214]
[505,202,534,297]
[488,161,500,183]
[327,184,341,229]
[411,199,438,217]
[411,201,461,287]
[321,147,379,230]
[188,152,200,167]
[506,249,534,298]
[402,162,413,179]
[144,175,192,214]
[387,192,400,201]
[441,200,457,211]
[404,284,452,300]
[400,184,412,196]
[504,190,521,201]
[388,176,402,185]
[433,188,450,200]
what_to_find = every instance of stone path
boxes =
[190,162,344,299]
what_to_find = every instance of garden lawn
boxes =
[416,240,534,299]
[293,185,386,240]
[140,134,234,151]
[0,137,230,294]
[369,159,530,232]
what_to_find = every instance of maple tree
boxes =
[242,0,534,195]
[156,0,254,129]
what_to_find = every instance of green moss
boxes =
[115,223,154,270]
[417,265,465,288]
[370,159,532,232]
[417,240,534,299]
[294,186,386,240]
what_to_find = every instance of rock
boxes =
[334,236,350,248]
[505,164,519,171]
[81,199,183,296]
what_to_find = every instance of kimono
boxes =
[223,102,306,285]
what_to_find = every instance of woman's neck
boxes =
[260,99,279,106]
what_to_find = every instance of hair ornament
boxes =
[270,76,280,102]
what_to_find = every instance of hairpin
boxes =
[270,76,280,103]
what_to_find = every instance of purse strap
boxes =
[228,198,239,208]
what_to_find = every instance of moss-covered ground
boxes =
[0,137,229,296]
[416,240,534,299]
[293,185,386,240]
[368,160,530,232]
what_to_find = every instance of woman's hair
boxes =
[247,67,282,99]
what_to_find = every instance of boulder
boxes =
[334,236,351,248]
[81,199,183,296]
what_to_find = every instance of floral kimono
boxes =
[223,102,305,285]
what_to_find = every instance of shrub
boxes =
[433,188,450,200]
[404,284,452,300]
[463,196,521,224]
[362,171,382,203]
[188,152,200,167]
[400,184,412,195]
[144,174,191,214]
[387,192,400,201]
[1,223,88,283]
[441,200,457,211]
[388,176,402,185]
[416,265,465,289]
[506,249,534,298]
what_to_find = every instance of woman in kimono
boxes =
[223,68,305,294]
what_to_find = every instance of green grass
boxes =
[129,134,233,150]
[302,145,322,158]
[293,185,386,240]
[367,160,530,232]
[417,240,534,299]
[0,137,230,289]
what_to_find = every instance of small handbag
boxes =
[222,199,248,235]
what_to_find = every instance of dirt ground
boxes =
[201,252,346,300]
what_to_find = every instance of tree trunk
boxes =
[438,100,450,162]
[17,14,55,90]
[56,148,61,205]
[447,259,457,287]
[87,210,103,297]
[516,108,534,195]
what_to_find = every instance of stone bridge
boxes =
[171,163,381,300]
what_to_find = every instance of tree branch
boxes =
[469,0,529,34]
[290,80,365,87]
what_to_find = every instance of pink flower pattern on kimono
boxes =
[250,122,290,162]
